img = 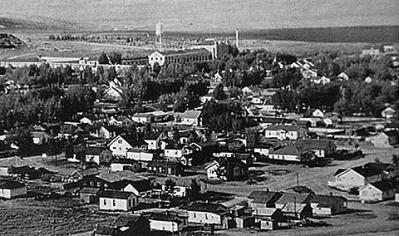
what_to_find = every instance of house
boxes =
[110,159,141,172]
[108,135,147,157]
[252,143,275,158]
[103,86,123,102]
[366,132,398,148]
[131,112,154,124]
[79,116,94,125]
[181,201,229,229]
[359,180,397,202]
[248,190,282,209]
[312,109,324,118]
[364,76,373,83]
[85,146,113,165]
[275,192,313,209]
[164,144,184,159]
[126,149,156,164]
[99,191,138,211]
[98,126,124,139]
[161,177,207,198]
[264,125,306,140]
[294,139,337,158]
[144,131,167,150]
[147,211,187,233]
[178,110,202,126]
[205,160,219,180]
[79,187,100,204]
[268,146,302,162]
[110,179,153,198]
[31,131,51,145]
[281,202,312,220]
[328,162,388,190]
[147,160,184,176]
[113,214,150,235]
[338,72,349,81]
[0,180,27,199]
[381,107,396,119]
[258,208,284,230]
[206,159,248,181]
[309,194,347,216]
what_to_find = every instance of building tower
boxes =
[235,28,239,49]
[155,21,164,51]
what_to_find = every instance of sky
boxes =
[0,0,398,32]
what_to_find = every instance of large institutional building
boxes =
[148,40,229,67]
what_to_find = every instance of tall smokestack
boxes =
[235,29,239,49]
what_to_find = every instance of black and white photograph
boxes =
[0,0,398,235]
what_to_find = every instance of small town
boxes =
[0,1,398,236]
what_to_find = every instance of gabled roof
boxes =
[351,162,389,178]
[152,49,210,57]
[272,146,301,156]
[275,192,312,205]
[181,201,228,214]
[294,139,334,151]
[265,125,302,132]
[310,194,347,207]
[108,135,146,148]
[180,110,202,119]
[247,190,282,204]
[111,179,152,193]
[282,202,308,213]
[364,180,397,192]
[99,190,135,199]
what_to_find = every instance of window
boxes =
[118,140,122,144]
[113,200,116,206]
[104,199,106,205]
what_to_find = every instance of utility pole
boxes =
[296,172,299,186]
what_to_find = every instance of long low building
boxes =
[148,49,212,67]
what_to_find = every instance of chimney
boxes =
[266,188,269,192]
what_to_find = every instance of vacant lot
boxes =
[0,198,118,236]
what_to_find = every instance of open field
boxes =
[0,198,118,236]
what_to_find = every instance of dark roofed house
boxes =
[113,214,150,234]
[310,194,348,216]
[294,139,337,157]
[0,180,27,199]
[85,146,113,165]
[147,160,184,176]
[248,190,282,208]
[359,180,397,202]
[181,201,229,229]
[275,192,313,209]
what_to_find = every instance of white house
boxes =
[80,116,94,125]
[328,163,386,190]
[381,107,395,119]
[103,86,123,102]
[205,160,219,179]
[131,112,154,124]
[264,125,306,140]
[268,146,301,162]
[126,149,155,163]
[179,110,202,126]
[338,72,349,81]
[108,135,146,157]
[0,180,27,199]
[312,109,325,118]
[99,191,138,211]
[148,212,186,233]
[164,145,184,159]
[359,181,396,202]
[182,202,229,229]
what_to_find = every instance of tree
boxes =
[6,127,34,157]
[165,179,176,193]
[189,179,201,200]
[392,154,399,166]
[98,52,109,64]
[109,52,122,65]
[213,84,226,100]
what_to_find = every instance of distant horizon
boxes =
[0,0,398,32]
